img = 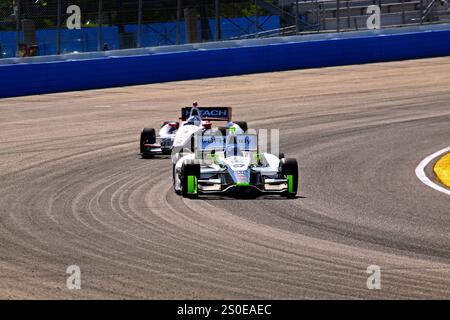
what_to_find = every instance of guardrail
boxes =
[1,23,449,99]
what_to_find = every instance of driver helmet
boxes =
[186,114,202,126]
[226,121,244,134]
[224,144,243,157]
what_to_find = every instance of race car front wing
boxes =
[196,173,289,194]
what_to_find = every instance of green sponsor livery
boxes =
[187,176,198,194]
[287,175,293,193]
[235,182,250,187]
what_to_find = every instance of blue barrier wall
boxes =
[1,27,450,98]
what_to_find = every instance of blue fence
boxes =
[1,27,450,98]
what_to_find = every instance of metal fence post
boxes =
[379,0,382,28]
[57,0,61,54]
[138,0,142,48]
[336,0,340,32]
[255,0,259,38]
[420,0,423,24]
[215,0,221,41]
[322,3,326,30]
[97,0,103,51]
[176,0,182,44]
[15,0,21,55]
[347,0,350,29]
[401,0,405,24]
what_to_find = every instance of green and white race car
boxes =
[173,133,298,198]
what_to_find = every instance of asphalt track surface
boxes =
[0,57,449,299]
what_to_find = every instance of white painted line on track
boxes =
[415,146,450,196]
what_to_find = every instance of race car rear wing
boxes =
[195,134,258,152]
[181,107,232,121]
[194,133,258,160]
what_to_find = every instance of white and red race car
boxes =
[140,104,247,159]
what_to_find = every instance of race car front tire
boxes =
[218,127,227,137]
[181,160,200,198]
[280,158,298,198]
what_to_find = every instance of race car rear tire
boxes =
[218,127,227,137]
[234,121,248,132]
[181,160,200,198]
[280,158,298,198]
[140,128,156,155]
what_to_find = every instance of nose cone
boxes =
[232,170,250,185]
[224,156,251,185]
